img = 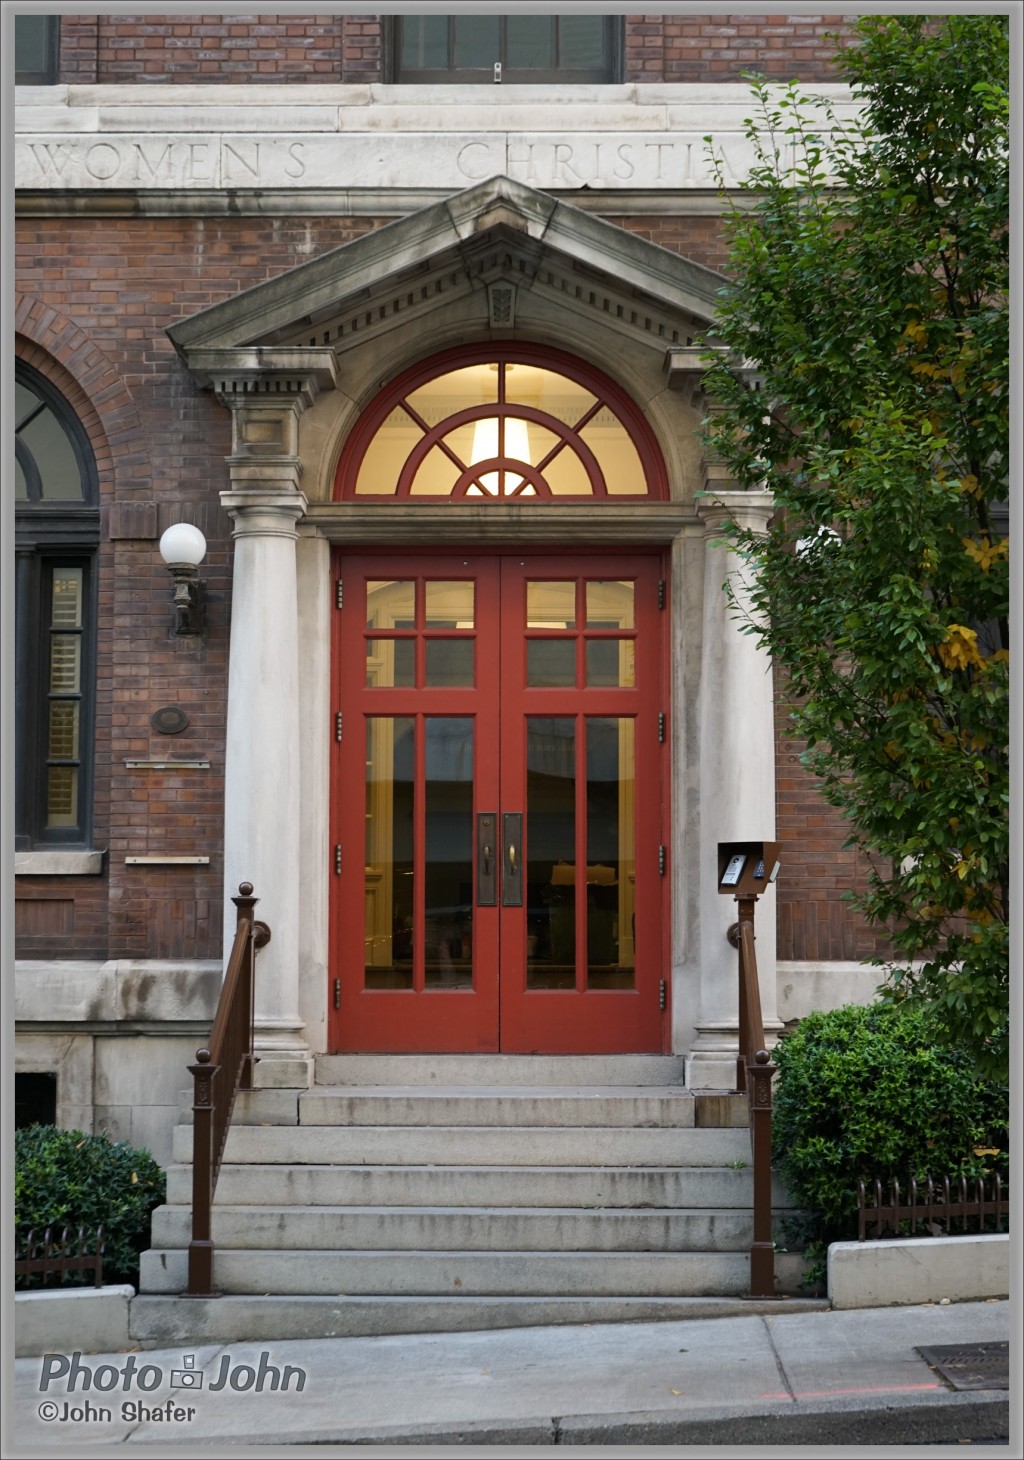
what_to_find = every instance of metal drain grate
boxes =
[916,1342,1009,1391]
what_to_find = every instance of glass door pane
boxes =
[424,718,474,989]
[586,717,635,989]
[526,717,576,989]
[364,716,414,988]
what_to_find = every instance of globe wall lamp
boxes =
[159,523,207,635]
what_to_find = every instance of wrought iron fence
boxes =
[15,1225,105,1288]
[857,1175,1009,1240]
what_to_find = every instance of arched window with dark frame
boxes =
[390,15,620,84]
[15,364,99,850]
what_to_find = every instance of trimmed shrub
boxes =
[772,1003,1009,1283]
[15,1126,166,1288]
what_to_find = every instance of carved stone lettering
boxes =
[85,143,121,181]
[14,129,817,192]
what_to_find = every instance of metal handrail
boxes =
[735,906,775,1298]
[186,881,270,1297]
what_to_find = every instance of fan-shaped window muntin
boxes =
[340,349,665,502]
[16,373,95,505]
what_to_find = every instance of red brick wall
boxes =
[624,13,861,83]
[15,215,381,961]
[52,14,862,87]
[609,215,733,275]
[57,14,99,84]
[774,675,893,963]
[92,14,344,84]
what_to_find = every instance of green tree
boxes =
[701,15,1009,1077]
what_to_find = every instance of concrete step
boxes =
[150,1203,776,1252]
[315,1054,687,1087]
[179,1085,700,1129]
[140,1247,809,1298]
[130,1291,827,1346]
[172,1123,749,1167]
[164,1162,786,1209]
[298,1086,696,1128]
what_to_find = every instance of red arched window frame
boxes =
[335,344,668,502]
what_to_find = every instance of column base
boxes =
[685,1019,784,1090]
[252,1024,313,1090]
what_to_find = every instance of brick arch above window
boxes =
[335,345,668,502]
[15,294,152,498]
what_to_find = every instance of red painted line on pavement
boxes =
[759,1383,944,1401]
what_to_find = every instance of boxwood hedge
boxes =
[15,1126,166,1288]
[772,1003,1008,1283]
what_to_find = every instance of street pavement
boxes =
[9,1298,1013,1452]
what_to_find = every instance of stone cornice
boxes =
[176,347,338,399]
[304,500,697,545]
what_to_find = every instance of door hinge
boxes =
[334,844,342,875]
[659,978,667,1011]
[658,579,666,610]
[336,578,343,610]
[658,712,666,743]
[658,844,666,876]
[333,977,341,1009]
[335,711,343,742]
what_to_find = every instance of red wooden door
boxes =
[330,552,667,1053]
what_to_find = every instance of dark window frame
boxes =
[15,15,60,85]
[387,15,621,85]
[15,364,99,851]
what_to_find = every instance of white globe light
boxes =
[160,523,207,567]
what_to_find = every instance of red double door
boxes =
[330,551,668,1053]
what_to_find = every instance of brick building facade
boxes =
[13,12,885,1162]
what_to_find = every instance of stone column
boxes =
[220,487,310,1086]
[193,351,335,1088]
[688,489,782,1088]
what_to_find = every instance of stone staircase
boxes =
[133,1055,818,1345]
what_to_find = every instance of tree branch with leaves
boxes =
[701,15,1009,1078]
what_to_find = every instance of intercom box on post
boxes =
[717,841,781,896]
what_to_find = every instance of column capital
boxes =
[695,489,774,540]
[183,348,337,408]
[221,489,309,537]
[183,348,337,463]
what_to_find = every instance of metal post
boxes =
[748,1048,776,1297]
[187,1048,218,1297]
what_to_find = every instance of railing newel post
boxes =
[183,881,268,1299]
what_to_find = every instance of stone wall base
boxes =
[828,1234,1009,1309]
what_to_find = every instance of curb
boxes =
[123,1390,1010,1448]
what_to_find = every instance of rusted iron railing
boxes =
[186,881,270,1297]
[15,1225,105,1289]
[734,904,775,1297]
[858,1174,1009,1240]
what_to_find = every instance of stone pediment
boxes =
[168,175,725,372]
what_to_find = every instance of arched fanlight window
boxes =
[16,372,95,505]
[336,346,667,501]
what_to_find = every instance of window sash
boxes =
[15,15,59,85]
[392,16,618,84]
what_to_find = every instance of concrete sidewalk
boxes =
[10,1298,1012,1450]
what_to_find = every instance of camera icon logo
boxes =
[170,1354,204,1389]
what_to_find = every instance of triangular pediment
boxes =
[168,175,725,365]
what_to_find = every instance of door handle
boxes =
[477,813,497,906]
[502,812,523,907]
